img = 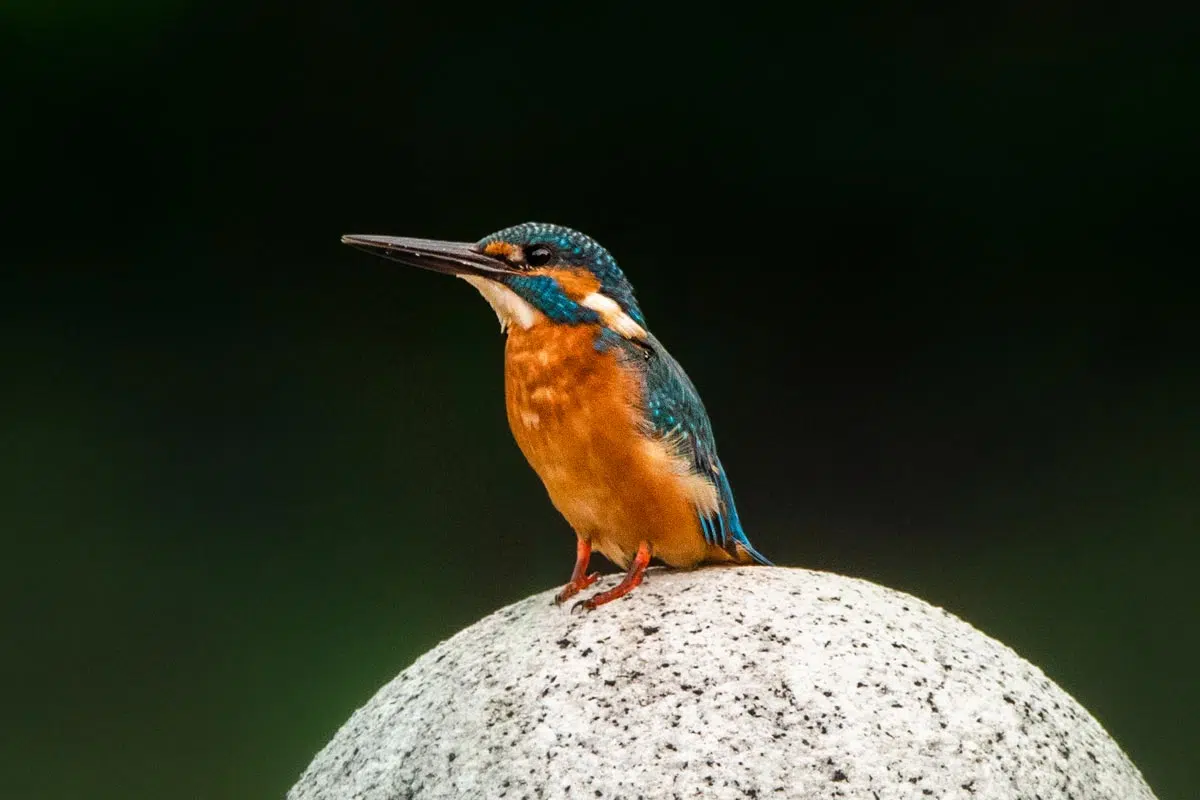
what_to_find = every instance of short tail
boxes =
[734,536,774,566]
[714,466,773,566]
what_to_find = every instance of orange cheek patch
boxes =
[532,268,601,302]
[484,241,519,259]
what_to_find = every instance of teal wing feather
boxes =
[619,334,772,565]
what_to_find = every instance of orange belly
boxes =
[504,323,728,569]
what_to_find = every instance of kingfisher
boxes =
[341,222,771,610]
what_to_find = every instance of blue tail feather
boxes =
[707,467,773,566]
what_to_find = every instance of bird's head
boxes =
[342,222,647,340]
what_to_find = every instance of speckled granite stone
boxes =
[289,567,1155,800]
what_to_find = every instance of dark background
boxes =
[3,5,1196,799]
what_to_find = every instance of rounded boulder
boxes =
[289,566,1155,799]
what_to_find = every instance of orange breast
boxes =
[504,323,721,569]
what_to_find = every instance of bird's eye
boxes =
[525,245,554,267]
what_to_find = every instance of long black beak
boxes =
[340,234,512,277]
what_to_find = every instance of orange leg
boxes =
[554,538,600,605]
[575,540,651,612]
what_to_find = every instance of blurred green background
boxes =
[3,5,1196,799]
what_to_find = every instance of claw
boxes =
[571,598,595,613]
[554,571,600,605]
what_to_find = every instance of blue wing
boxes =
[618,334,772,565]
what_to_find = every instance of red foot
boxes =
[554,539,600,605]
[574,541,651,612]
[555,572,599,604]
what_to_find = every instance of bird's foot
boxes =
[554,572,599,605]
[570,578,639,613]
[570,541,651,612]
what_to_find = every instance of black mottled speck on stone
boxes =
[831,769,847,782]
[556,638,572,649]
[641,626,660,636]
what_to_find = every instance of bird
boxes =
[341,222,771,610]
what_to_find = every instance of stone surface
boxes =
[289,566,1156,800]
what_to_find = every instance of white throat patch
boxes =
[459,275,540,332]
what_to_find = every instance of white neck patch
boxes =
[459,275,540,332]
[581,291,647,340]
